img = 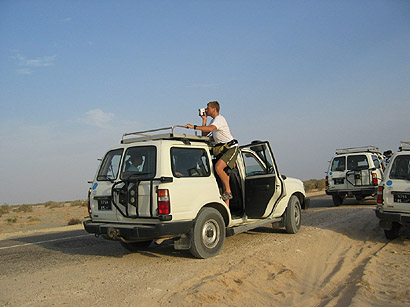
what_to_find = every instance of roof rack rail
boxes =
[400,141,410,151]
[121,125,210,144]
[335,145,380,155]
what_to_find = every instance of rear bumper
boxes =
[83,219,193,241]
[375,208,410,228]
[326,187,377,196]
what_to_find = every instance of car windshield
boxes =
[389,155,410,180]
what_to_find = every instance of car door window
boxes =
[372,155,381,169]
[331,157,346,171]
[97,149,123,181]
[242,152,266,176]
[121,146,156,180]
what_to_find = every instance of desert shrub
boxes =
[13,204,33,213]
[303,179,326,192]
[0,204,10,217]
[44,201,63,209]
[67,218,82,225]
[6,217,17,224]
[70,200,87,207]
[27,217,40,223]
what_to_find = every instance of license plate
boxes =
[98,199,112,210]
[333,178,344,185]
[394,193,410,203]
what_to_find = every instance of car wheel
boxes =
[384,223,401,240]
[355,195,365,201]
[285,195,302,234]
[332,194,344,206]
[189,207,225,259]
[120,240,153,251]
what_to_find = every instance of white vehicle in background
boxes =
[376,142,410,239]
[325,146,384,206]
[83,126,309,258]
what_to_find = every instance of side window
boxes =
[390,155,410,179]
[97,149,123,181]
[372,155,381,169]
[242,152,267,176]
[347,155,369,171]
[171,148,210,178]
[242,142,276,177]
[121,146,156,180]
[331,157,346,171]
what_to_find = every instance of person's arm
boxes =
[185,124,216,135]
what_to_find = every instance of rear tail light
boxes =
[372,173,378,185]
[87,188,92,216]
[377,186,383,204]
[325,176,329,188]
[158,189,170,214]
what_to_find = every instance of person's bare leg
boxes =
[215,159,231,206]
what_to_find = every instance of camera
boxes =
[199,108,206,116]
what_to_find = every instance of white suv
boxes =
[376,142,410,239]
[84,126,309,258]
[326,146,384,206]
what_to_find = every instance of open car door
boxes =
[240,141,285,218]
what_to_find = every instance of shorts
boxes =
[218,145,239,169]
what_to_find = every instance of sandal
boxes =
[221,192,233,201]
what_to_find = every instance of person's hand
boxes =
[185,124,194,129]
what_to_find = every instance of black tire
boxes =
[189,207,226,259]
[355,195,365,201]
[120,240,153,251]
[332,194,344,206]
[384,223,401,240]
[285,195,302,234]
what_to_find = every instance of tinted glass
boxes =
[121,146,156,180]
[347,155,369,171]
[372,155,381,169]
[331,157,346,171]
[242,152,267,176]
[171,148,210,177]
[390,155,410,179]
[97,149,123,181]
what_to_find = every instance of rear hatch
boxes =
[90,145,158,222]
[383,153,410,213]
[328,154,375,191]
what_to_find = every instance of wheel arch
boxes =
[202,202,230,226]
[293,192,307,209]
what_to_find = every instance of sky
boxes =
[1,0,409,205]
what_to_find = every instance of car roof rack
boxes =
[335,145,381,155]
[121,125,211,144]
[400,141,410,151]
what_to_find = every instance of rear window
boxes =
[171,147,210,178]
[389,155,410,179]
[121,146,156,180]
[331,157,346,171]
[98,149,124,181]
[347,155,369,171]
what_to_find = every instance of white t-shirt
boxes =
[209,115,234,144]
